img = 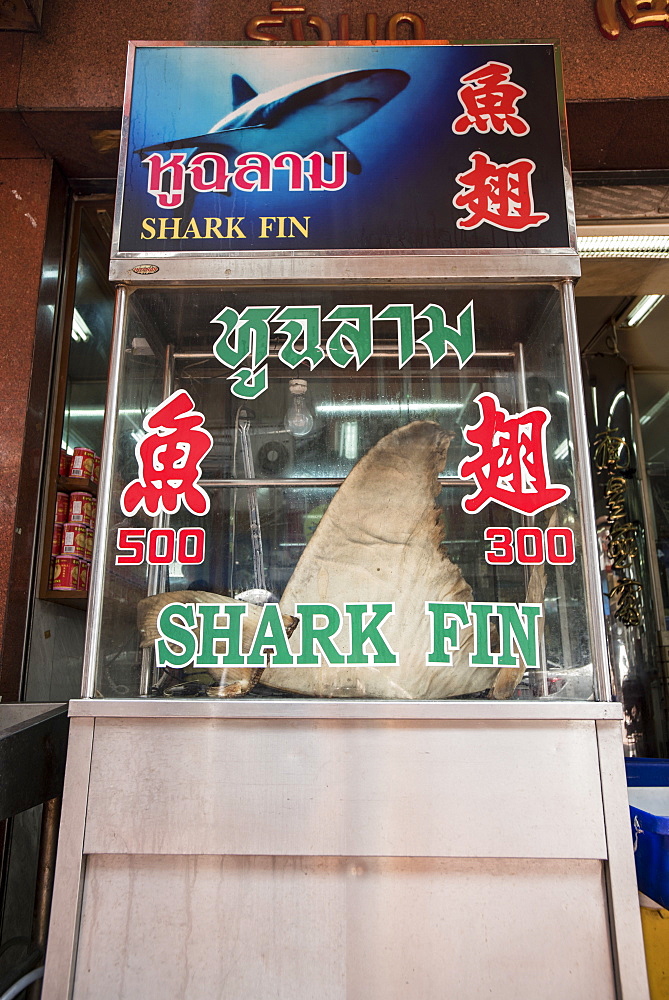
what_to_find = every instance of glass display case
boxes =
[84,280,604,701]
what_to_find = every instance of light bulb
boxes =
[284,378,314,437]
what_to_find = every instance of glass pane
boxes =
[61,210,115,460]
[635,370,669,630]
[94,282,594,700]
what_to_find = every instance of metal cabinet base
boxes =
[43,700,649,1000]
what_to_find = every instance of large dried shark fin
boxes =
[263,421,500,698]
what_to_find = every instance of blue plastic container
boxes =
[625,757,669,909]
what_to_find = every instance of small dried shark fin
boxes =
[489,506,557,700]
[263,421,500,698]
[138,590,297,698]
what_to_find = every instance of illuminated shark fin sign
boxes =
[137,67,409,207]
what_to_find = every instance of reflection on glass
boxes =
[636,370,669,630]
[61,211,114,459]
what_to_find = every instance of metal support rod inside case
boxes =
[138,343,175,696]
[81,285,129,700]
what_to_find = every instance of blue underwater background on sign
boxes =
[118,44,570,252]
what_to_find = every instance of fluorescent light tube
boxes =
[315,401,463,415]
[577,235,669,258]
[71,308,93,342]
[622,295,665,327]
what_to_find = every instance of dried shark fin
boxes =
[489,560,547,700]
[263,421,500,698]
[137,590,297,698]
[489,509,554,700]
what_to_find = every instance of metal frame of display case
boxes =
[82,274,611,704]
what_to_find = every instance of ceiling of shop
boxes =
[575,259,669,369]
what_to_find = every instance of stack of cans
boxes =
[51,488,97,592]
[60,448,101,485]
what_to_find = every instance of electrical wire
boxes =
[0,965,44,1000]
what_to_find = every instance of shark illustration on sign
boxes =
[136,67,410,176]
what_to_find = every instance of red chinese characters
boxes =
[121,390,213,517]
[452,61,529,137]
[453,152,549,232]
[459,392,570,516]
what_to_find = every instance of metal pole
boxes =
[560,280,612,701]
[32,797,61,949]
[26,796,62,999]
[81,285,129,699]
[514,342,549,695]
[139,343,174,696]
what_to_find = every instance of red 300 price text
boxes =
[484,527,574,566]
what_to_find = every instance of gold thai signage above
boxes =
[245,3,426,41]
[596,0,669,39]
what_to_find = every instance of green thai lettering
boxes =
[227,365,268,399]
[324,305,373,369]
[416,301,475,369]
[212,299,476,398]
[374,303,415,368]
[276,306,325,369]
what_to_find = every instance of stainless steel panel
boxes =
[596,720,651,1000]
[73,854,615,1000]
[82,718,607,859]
[41,717,94,1000]
[68,698,624,720]
[110,252,580,284]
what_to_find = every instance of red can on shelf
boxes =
[70,448,95,480]
[83,526,94,561]
[62,522,87,558]
[48,557,55,588]
[58,449,70,477]
[53,555,80,591]
[91,454,101,485]
[55,491,69,525]
[78,560,90,592]
[51,523,63,557]
[68,491,94,525]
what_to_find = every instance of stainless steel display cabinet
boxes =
[40,272,650,998]
[39,269,650,997]
[43,699,648,999]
